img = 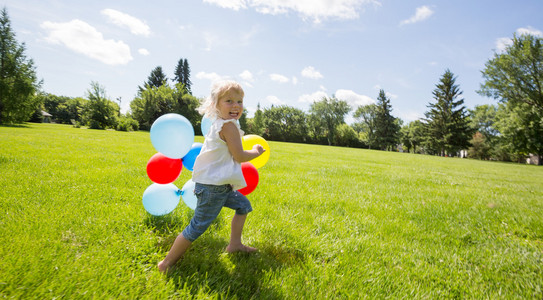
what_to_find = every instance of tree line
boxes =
[1,7,542,164]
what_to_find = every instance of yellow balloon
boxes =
[242,135,270,169]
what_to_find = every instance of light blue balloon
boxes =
[182,142,203,172]
[150,114,194,159]
[142,183,181,216]
[181,179,197,210]
[201,116,213,137]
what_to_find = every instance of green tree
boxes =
[308,97,351,146]
[131,84,177,130]
[468,104,498,159]
[468,104,498,142]
[353,104,378,149]
[468,132,491,160]
[0,7,41,124]
[261,105,308,143]
[400,124,412,153]
[409,120,426,154]
[83,82,118,129]
[130,83,199,131]
[173,58,192,94]
[39,93,87,124]
[423,69,472,156]
[247,103,264,135]
[238,108,248,131]
[335,124,360,147]
[478,34,543,163]
[172,83,200,130]
[494,101,543,163]
[374,89,400,151]
[139,66,168,93]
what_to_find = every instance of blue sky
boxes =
[2,0,542,123]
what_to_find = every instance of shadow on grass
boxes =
[0,123,31,128]
[143,212,225,249]
[164,236,305,299]
[144,213,304,298]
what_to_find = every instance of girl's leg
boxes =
[158,233,192,273]
[226,213,257,253]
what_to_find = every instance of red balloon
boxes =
[146,153,182,184]
[238,162,259,195]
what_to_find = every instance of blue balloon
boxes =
[150,114,194,159]
[181,179,197,210]
[201,116,213,137]
[142,183,181,216]
[182,142,203,172]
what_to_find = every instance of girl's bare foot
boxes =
[226,243,258,253]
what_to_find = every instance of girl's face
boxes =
[217,89,243,120]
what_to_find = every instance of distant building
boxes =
[527,154,541,165]
[41,110,52,123]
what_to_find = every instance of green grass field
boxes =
[1,123,542,299]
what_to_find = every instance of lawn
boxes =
[1,123,542,299]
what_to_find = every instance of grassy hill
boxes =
[1,123,542,299]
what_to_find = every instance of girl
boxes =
[158,80,265,273]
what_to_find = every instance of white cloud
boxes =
[400,5,434,26]
[517,26,543,37]
[292,76,298,85]
[298,90,328,103]
[496,26,543,52]
[270,73,289,83]
[101,9,151,37]
[301,66,323,79]
[495,37,511,52]
[205,0,381,23]
[41,19,132,65]
[335,89,375,107]
[239,70,254,81]
[138,48,150,56]
[203,0,247,10]
[196,71,228,82]
[266,95,286,105]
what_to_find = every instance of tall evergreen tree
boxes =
[139,66,167,93]
[423,69,472,156]
[173,58,192,94]
[182,59,191,94]
[374,89,400,151]
[173,59,184,86]
[148,66,167,88]
[0,7,41,124]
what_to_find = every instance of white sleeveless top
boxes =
[192,119,247,190]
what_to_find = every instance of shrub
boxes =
[116,116,139,131]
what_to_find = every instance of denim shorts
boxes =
[182,183,253,242]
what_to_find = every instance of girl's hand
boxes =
[253,144,265,155]
[221,122,264,163]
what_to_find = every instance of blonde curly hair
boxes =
[198,80,244,119]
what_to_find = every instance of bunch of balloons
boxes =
[142,113,270,216]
